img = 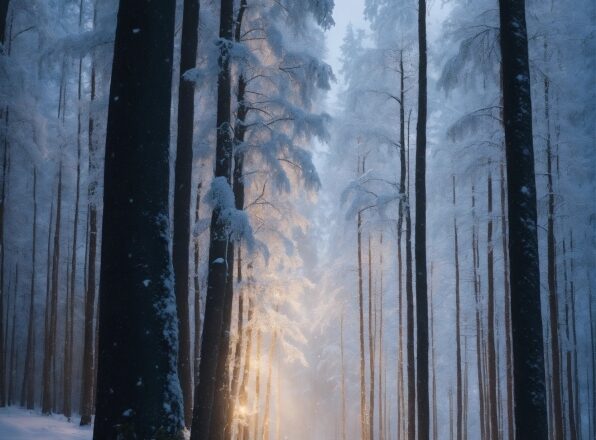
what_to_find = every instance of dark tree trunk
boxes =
[191,0,235,437]
[80,20,98,425]
[453,176,463,440]
[486,169,499,440]
[544,65,564,440]
[173,0,200,427]
[194,182,202,386]
[498,0,548,437]
[42,167,62,415]
[0,121,7,407]
[472,188,487,440]
[21,168,37,409]
[193,182,203,385]
[93,1,182,438]
[0,0,9,46]
[368,235,375,440]
[500,161,514,440]
[416,1,430,438]
[340,308,347,440]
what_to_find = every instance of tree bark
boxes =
[0,0,9,46]
[498,0,548,437]
[544,64,564,440]
[93,1,182,438]
[453,176,463,440]
[486,169,499,440]
[416,1,430,438]
[21,168,37,409]
[173,0,200,427]
[80,10,98,423]
[500,161,514,440]
[42,166,62,415]
[191,0,235,437]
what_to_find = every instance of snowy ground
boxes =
[0,407,92,439]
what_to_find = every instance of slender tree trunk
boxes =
[42,167,62,415]
[173,0,200,427]
[0,0,9,47]
[378,234,384,440]
[472,188,487,440]
[568,232,580,439]
[369,234,375,440]
[405,143,415,440]
[238,293,254,440]
[21,168,37,409]
[430,263,438,440]
[543,64,564,440]
[500,162,514,440]
[93,1,182,437]
[253,328,262,440]
[191,0,235,436]
[194,181,202,382]
[7,265,16,406]
[452,176,463,440]
[0,103,8,407]
[340,307,347,440]
[357,157,367,440]
[396,50,406,440]
[486,168,499,440]
[416,1,430,438]
[498,0,548,437]
[80,15,98,423]
[227,6,249,436]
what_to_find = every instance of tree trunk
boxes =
[416,1,430,438]
[238,292,254,440]
[21,168,37,409]
[0,0,9,46]
[500,161,514,440]
[226,5,249,436]
[357,157,367,440]
[93,1,183,438]
[340,308,347,440]
[544,64,564,440]
[498,0,548,437]
[368,234,375,440]
[194,182,202,387]
[453,176,463,440]
[472,188,487,440]
[173,0,200,427]
[80,12,98,423]
[486,169,499,440]
[42,167,62,415]
[0,103,7,407]
[191,0,235,436]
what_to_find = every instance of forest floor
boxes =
[0,407,92,439]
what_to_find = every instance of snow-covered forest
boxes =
[0,0,594,439]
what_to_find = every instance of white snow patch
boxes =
[143,279,151,287]
[213,257,225,264]
[0,407,92,439]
